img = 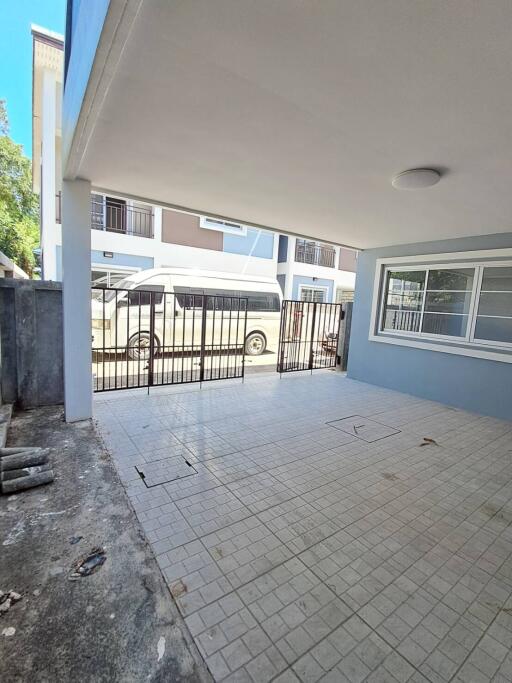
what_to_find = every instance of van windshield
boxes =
[91,277,134,303]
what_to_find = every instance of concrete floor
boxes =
[0,406,211,683]
[95,372,512,682]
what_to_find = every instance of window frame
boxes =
[379,263,480,344]
[299,284,329,303]
[91,265,139,289]
[369,250,512,363]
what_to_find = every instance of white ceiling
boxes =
[76,0,512,249]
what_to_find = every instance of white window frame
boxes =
[369,248,512,364]
[299,284,329,303]
[200,215,247,236]
[91,264,139,288]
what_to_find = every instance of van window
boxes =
[239,291,280,312]
[173,286,279,312]
[174,286,205,310]
[127,284,165,306]
[205,289,246,311]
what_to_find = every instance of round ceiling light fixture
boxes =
[392,168,441,190]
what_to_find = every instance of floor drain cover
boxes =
[327,415,400,442]
[135,456,198,488]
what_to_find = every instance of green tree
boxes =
[0,100,39,276]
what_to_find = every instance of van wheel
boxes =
[245,332,266,356]
[127,332,159,361]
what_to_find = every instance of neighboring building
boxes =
[32,26,277,284]
[31,25,64,283]
[0,252,29,279]
[32,25,354,296]
[277,235,356,304]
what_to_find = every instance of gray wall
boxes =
[348,232,512,421]
[277,274,286,296]
[0,280,64,408]
[278,235,289,263]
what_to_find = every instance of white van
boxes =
[91,268,282,359]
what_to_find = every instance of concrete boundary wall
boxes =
[0,280,64,408]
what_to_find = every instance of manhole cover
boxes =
[327,415,400,442]
[135,456,197,488]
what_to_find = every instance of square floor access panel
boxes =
[135,456,197,488]
[327,415,400,442]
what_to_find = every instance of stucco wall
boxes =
[223,228,274,259]
[348,232,512,420]
[162,210,222,251]
[56,246,154,279]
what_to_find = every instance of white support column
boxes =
[284,236,296,299]
[62,179,93,421]
[41,68,57,280]
[152,206,163,266]
[272,230,279,265]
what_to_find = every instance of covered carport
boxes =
[62,0,512,423]
[61,3,512,681]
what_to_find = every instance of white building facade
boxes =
[277,235,356,304]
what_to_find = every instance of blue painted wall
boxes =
[56,246,154,280]
[90,250,154,269]
[292,275,334,302]
[278,236,289,263]
[348,232,512,421]
[223,228,274,259]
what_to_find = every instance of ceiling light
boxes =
[392,168,441,190]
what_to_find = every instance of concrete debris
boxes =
[69,547,107,580]
[2,627,16,637]
[157,636,166,661]
[0,447,54,494]
[0,591,22,615]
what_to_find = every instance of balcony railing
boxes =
[91,197,154,238]
[54,192,154,238]
[295,239,336,268]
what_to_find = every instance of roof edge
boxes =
[31,24,64,50]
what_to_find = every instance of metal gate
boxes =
[277,300,343,373]
[92,287,248,392]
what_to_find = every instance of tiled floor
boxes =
[94,371,512,683]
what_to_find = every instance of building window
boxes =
[336,289,355,304]
[374,259,512,354]
[200,216,247,236]
[474,266,512,346]
[382,267,475,339]
[91,268,137,288]
[299,285,328,303]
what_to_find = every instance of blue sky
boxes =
[0,0,66,157]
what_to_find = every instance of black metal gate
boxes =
[92,287,248,392]
[277,300,343,373]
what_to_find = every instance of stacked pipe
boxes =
[0,447,54,494]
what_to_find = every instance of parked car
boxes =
[91,268,282,359]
